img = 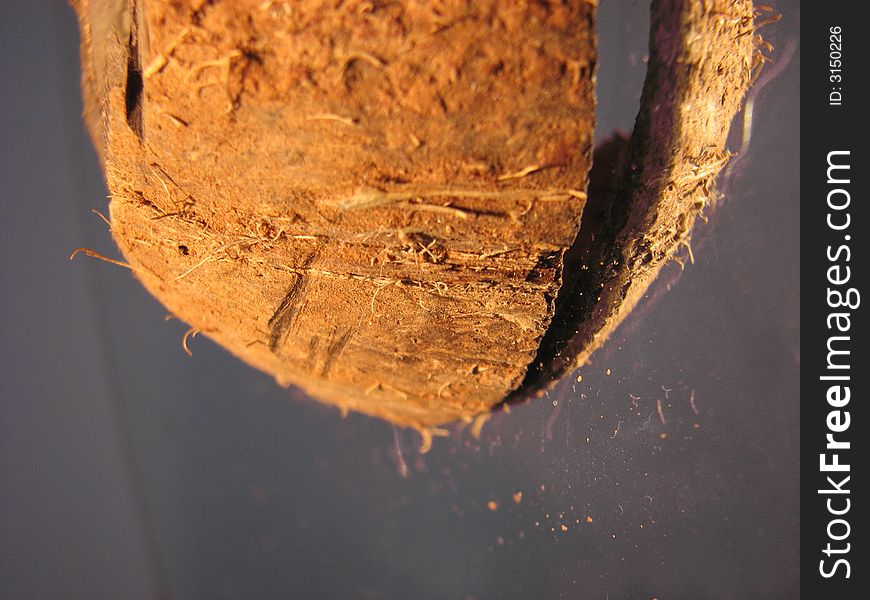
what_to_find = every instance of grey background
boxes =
[2,2,799,599]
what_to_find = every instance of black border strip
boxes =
[802,3,866,595]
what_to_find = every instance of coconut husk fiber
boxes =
[70,0,758,430]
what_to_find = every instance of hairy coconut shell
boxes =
[70,0,757,428]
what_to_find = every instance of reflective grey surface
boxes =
[2,2,799,598]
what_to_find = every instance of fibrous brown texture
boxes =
[71,0,596,427]
[71,0,758,429]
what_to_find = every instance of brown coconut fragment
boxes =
[69,0,758,427]
[71,0,596,427]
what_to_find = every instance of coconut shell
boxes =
[70,0,758,428]
[71,0,596,427]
